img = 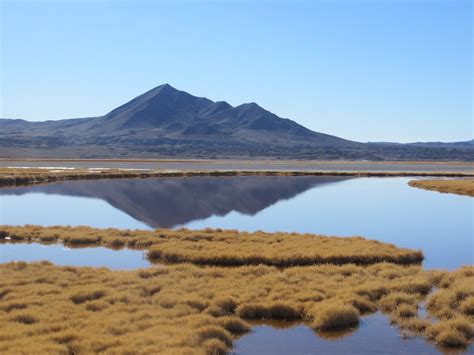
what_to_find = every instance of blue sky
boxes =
[1,0,471,142]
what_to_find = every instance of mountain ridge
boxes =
[0,84,472,161]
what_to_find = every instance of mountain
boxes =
[0,176,350,228]
[0,84,472,161]
[408,140,474,149]
[371,140,474,149]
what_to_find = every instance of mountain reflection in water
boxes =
[0,176,350,228]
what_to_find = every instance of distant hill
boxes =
[0,84,472,161]
[408,140,474,149]
[371,140,474,149]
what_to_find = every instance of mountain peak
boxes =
[147,83,178,96]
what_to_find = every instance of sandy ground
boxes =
[0,159,472,173]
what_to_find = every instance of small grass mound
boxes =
[379,292,418,312]
[236,302,301,320]
[311,304,359,331]
[217,317,251,332]
[460,296,474,316]
[394,304,417,318]
[435,329,468,347]
[196,326,233,346]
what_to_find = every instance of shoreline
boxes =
[1,167,473,188]
[1,157,473,164]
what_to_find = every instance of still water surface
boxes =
[0,176,472,269]
[233,313,469,355]
[0,242,149,269]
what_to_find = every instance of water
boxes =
[0,176,472,269]
[0,242,150,269]
[233,313,469,354]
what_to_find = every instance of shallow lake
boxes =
[1,176,473,354]
[0,176,472,269]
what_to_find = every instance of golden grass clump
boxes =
[425,318,473,347]
[217,317,251,333]
[408,179,474,197]
[236,302,302,320]
[310,303,359,330]
[0,225,423,267]
[460,297,474,316]
[378,292,419,312]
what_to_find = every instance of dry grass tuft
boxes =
[70,290,107,304]
[379,292,418,312]
[426,318,473,347]
[310,303,359,330]
[11,313,38,325]
[435,329,468,347]
[196,326,233,346]
[395,304,418,318]
[460,297,474,316]
[217,317,251,333]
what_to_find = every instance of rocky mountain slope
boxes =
[1,84,472,160]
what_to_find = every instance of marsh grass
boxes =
[1,262,472,353]
[0,225,423,267]
[408,179,474,197]
[0,225,471,352]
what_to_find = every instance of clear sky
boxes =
[1,0,472,143]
